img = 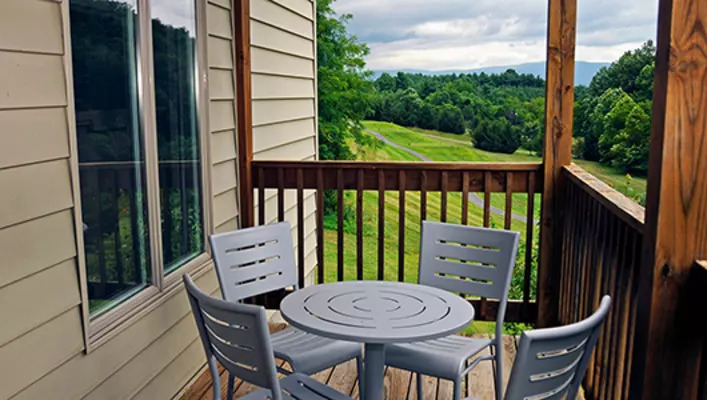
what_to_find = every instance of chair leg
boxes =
[416,373,423,399]
[494,342,503,400]
[227,373,235,400]
[356,355,364,395]
[453,377,462,400]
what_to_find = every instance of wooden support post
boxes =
[537,0,577,328]
[234,0,254,228]
[630,1,707,398]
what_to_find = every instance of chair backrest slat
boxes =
[210,222,297,302]
[418,221,519,321]
[184,274,281,396]
[505,296,611,400]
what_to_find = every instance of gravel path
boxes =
[366,129,532,224]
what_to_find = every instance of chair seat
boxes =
[385,335,493,380]
[271,326,362,375]
[241,372,354,400]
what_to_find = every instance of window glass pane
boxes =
[151,0,204,273]
[70,0,151,317]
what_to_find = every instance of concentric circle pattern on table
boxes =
[281,281,475,343]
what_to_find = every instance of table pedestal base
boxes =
[363,343,385,400]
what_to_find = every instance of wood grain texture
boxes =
[234,0,254,227]
[631,1,707,399]
[537,0,577,328]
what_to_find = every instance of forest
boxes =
[365,42,656,173]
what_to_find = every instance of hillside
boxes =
[372,61,609,86]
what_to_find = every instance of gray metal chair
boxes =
[184,274,354,400]
[209,222,363,381]
[505,295,611,400]
[384,221,520,400]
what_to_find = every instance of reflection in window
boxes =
[151,0,204,272]
[70,0,151,316]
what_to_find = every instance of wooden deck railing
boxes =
[252,160,543,323]
[558,164,645,400]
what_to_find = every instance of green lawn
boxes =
[364,121,647,203]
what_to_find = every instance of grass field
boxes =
[363,121,648,203]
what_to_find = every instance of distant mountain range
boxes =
[372,61,609,86]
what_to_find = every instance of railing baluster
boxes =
[111,169,124,285]
[277,168,285,222]
[378,170,385,281]
[504,172,512,230]
[483,172,491,227]
[481,171,491,319]
[316,168,324,284]
[296,168,304,289]
[337,169,344,282]
[441,171,448,223]
[461,171,469,225]
[356,169,364,280]
[258,167,265,226]
[523,172,535,318]
[398,170,406,282]
[420,171,428,222]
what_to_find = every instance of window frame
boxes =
[63,0,213,351]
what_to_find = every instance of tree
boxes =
[472,118,521,154]
[375,72,396,92]
[609,102,651,171]
[437,104,465,134]
[589,41,656,97]
[599,91,637,162]
[317,0,374,161]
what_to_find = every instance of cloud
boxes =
[332,0,658,70]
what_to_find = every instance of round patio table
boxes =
[280,281,475,400]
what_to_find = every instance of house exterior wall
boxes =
[251,0,319,285]
[0,0,318,398]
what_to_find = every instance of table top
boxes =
[280,281,475,344]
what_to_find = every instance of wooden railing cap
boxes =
[563,163,645,233]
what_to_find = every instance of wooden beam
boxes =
[537,0,577,328]
[630,1,707,398]
[234,0,254,228]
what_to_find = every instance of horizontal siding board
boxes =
[132,338,205,400]
[251,47,314,78]
[254,136,315,160]
[214,216,238,233]
[252,99,314,127]
[252,0,313,39]
[0,159,74,229]
[0,308,84,399]
[11,270,219,400]
[0,259,80,347]
[253,118,315,153]
[209,68,235,100]
[0,51,66,109]
[0,108,69,169]
[251,20,313,59]
[0,210,76,288]
[206,3,232,39]
[213,190,239,227]
[210,130,237,164]
[212,160,237,195]
[271,0,313,20]
[208,0,231,9]
[0,0,63,54]
[252,73,315,99]
[207,36,233,69]
[209,99,236,132]
[84,314,200,400]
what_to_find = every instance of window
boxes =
[70,0,204,319]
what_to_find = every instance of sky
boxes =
[332,0,659,71]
